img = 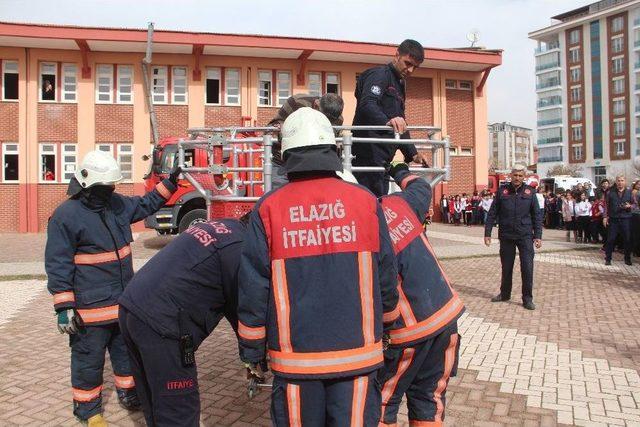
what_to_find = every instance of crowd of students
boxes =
[439,191,494,226]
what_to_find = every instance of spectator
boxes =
[574,192,592,243]
[44,168,55,181]
[546,193,557,229]
[556,189,566,230]
[453,195,463,226]
[595,178,610,199]
[604,175,634,266]
[464,196,474,226]
[536,188,545,228]
[460,193,468,225]
[572,183,585,200]
[632,180,640,257]
[471,191,482,225]
[562,191,577,243]
[590,194,606,244]
[448,195,455,224]
[480,192,493,225]
[440,194,449,224]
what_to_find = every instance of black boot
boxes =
[117,389,141,411]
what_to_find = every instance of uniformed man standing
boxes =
[119,218,246,426]
[603,174,634,266]
[484,165,543,310]
[352,39,430,196]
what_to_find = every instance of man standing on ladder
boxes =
[352,39,430,196]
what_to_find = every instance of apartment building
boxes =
[530,0,640,182]
[0,22,501,231]
[488,122,534,169]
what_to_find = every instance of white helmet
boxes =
[75,150,123,188]
[281,107,336,154]
[336,170,358,184]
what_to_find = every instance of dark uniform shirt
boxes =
[352,63,418,166]
[484,183,543,240]
[119,220,245,349]
[606,187,634,219]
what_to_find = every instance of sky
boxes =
[0,0,590,128]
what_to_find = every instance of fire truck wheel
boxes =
[178,209,207,233]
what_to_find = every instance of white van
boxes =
[541,176,595,196]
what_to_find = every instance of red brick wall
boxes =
[565,26,586,164]
[256,107,279,126]
[204,106,243,127]
[406,77,434,164]
[37,184,67,231]
[37,104,77,141]
[155,105,189,139]
[0,185,19,232]
[95,104,134,142]
[0,103,19,140]
[607,12,630,161]
[446,88,475,195]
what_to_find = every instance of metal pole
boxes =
[444,136,451,182]
[142,23,160,146]
[342,131,353,172]
[263,134,273,193]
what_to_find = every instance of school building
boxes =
[0,22,502,232]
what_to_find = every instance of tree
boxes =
[488,157,503,172]
[546,164,583,177]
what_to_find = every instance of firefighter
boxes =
[267,92,344,189]
[377,162,465,425]
[352,39,430,197]
[45,150,180,426]
[118,218,246,427]
[237,107,398,426]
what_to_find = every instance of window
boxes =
[96,143,114,156]
[615,140,625,155]
[258,70,272,106]
[276,71,291,106]
[614,119,626,136]
[225,68,240,105]
[172,66,188,104]
[594,166,607,184]
[205,68,221,104]
[117,144,133,181]
[572,145,583,160]
[569,29,580,44]
[570,67,580,83]
[612,57,624,74]
[326,73,340,94]
[449,146,458,156]
[613,77,625,94]
[570,48,580,63]
[61,143,77,182]
[96,64,113,103]
[2,143,18,182]
[2,60,18,100]
[60,64,77,102]
[39,143,56,182]
[612,36,624,53]
[572,125,583,141]
[613,98,626,115]
[571,87,581,102]
[307,72,321,96]
[117,65,133,104]
[40,62,56,101]
[445,79,456,89]
[571,105,582,121]
[152,66,168,104]
[459,148,473,156]
[458,80,473,90]
[612,16,624,33]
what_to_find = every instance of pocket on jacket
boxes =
[116,216,134,244]
[79,284,113,305]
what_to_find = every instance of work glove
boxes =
[386,161,409,179]
[57,309,79,335]
[168,165,182,186]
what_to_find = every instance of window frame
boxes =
[612,76,625,94]
[225,68,241,105]
[612,56,624,74]
[458,80,473,91]
[612,16,624,33]
[570,66,581,83]
[117,65,134,104]
[569,29,580,44]
[614,139,625,155]
[1,142,19,182]
[571,124,583,141]
[611,35,624,53]
[258,70,273,107]
[96,64,114,104]
[117,143,134,182]
[39,62,57,102]
[95,143,114,156]
[613,119,626,136]
[276,70,291,107]
[2,60,19,101]
[171,66,188,105]
[151,66,168,105]
[325,72,341,95]
[571,86,581,102]
[572,144,583,160]
[308,71,322,96]
[59,63,77,103]
[205,67,221,106]
[39,143,57,183]
[571,105,583,121]
[569,47,580,63]
[613,97,626,116]
[445,79,457,89]
[61,143,77,183]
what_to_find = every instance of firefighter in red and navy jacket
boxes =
[378,162,465,426]
[237,107,398,426]
[45,150,179,426]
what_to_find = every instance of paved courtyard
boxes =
[0,223,638,426]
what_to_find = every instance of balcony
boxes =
[538,156,563,163]
[537,137,562,145]
[536,79,561,90]
[535,62,561,72]
[537,97,562,108]
[537,118,563,126]
[535,44,560,55]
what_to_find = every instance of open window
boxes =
[2,61,18,100]
[205,68,220,104]
[326,73,340,94]
[258,70,272,106]
[2,143,18,182]
[40,63,56,101]
[39,143,56,182]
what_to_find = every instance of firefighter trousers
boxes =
[379,324,460,426]
[70,323,136,420]
[270,371,380,426]
[119,307,200,427]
